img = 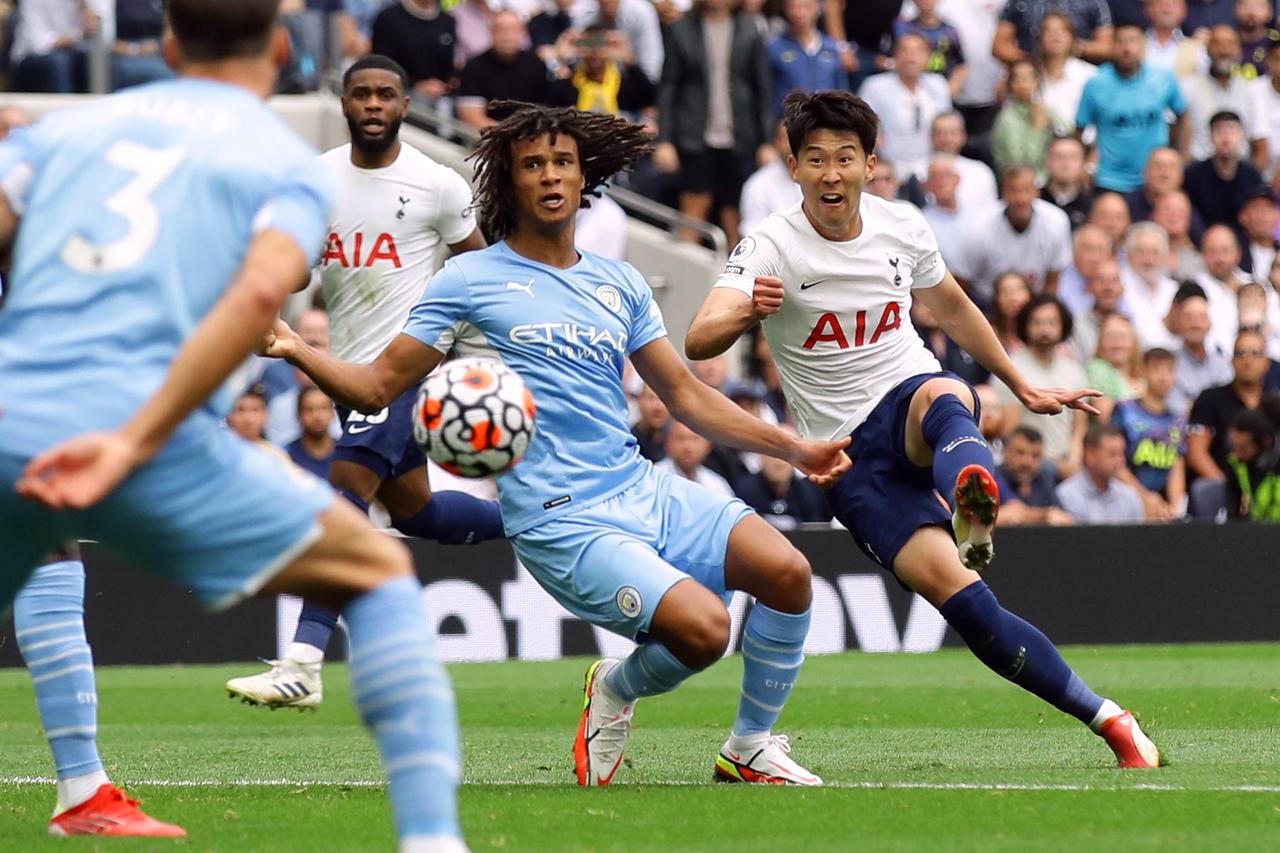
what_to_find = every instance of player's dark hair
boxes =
[296,385,331,416]
[343,54,409,93]
[1143,347,1175,366]
[781,90,878,158]
[1015,294,1073,345]
[1083,422,1125,450]
[468,101,652,240]
[1010,426,1044,445]
[167,0,281,62]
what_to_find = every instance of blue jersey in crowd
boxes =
[1112,399,1186,494]
[1076,63,1186,192]
[403,241,668,535]
[0,79,332,458]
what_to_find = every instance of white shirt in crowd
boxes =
[11,0,114,65]
[994,349,1087,463]
[1039,57,1096,130]
[575,193,628,260]
[949,199,1073,304]
[937,0,1007,108]
[1120,264,1179,350]
[315,142,477,364]
[740,158,802,236]
[858,72,952,180]
[1179,73,1270,162]
[953,155,999,213]
[654,458,735,498]
[715,195,945,440]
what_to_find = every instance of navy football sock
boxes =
[920,393,995,510]
[940,580,1104,724]
[287,487,371,655]
[393,491,504,545]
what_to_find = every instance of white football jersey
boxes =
[714,195,945,440]
[316,143,477,363]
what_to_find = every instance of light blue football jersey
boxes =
[403,241,668,534]
[0,79,333,456]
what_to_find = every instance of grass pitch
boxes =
[1,644,1278,851]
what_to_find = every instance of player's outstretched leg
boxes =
[897,528,1161,769]
[717,515,821,786]
[263,499,465,851]
[16,556,185,837]
[905,380,1001,570]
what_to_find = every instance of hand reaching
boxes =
[790,436,852,488]
[1018,385,1102,417]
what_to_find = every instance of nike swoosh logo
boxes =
[799,278,833,290]
[347,424,373,435]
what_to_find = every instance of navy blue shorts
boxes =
[826,371,980,576]
[334,387,425,481]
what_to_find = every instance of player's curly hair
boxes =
[467,101,653,240]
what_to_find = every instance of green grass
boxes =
[2,645,1279,851]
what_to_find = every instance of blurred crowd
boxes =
[10,0,1280,524]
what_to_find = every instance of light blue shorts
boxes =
[0,424,333,614]
[512,466,754,640]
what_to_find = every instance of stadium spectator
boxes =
[1153,190,1209,279]
[1184,111,1266,229]
[749,328,789,422]
[1234,0,1278,78]
[1086,313,1145,421]
[112,0,171,91]
[457,11,564,129]
[1224,402,1280,519]
[1122,222,1181,349]
[10,0,113,93]
[575,0,664,85]
[553,24,656,119]
[1180,29,1270,169]
[339,0,395,62]
[996,426,1076,525]
[1076,22,1187,194]
[226,387,287,461]
[1113,347,1188,518]
[631,383,669,462]
[655,420,735,498]
[929,112,998,213]
[1036,12,1096,133]
[1237,185,1280,278]
[989,271,1033,355]
[991,60,1061,183]
[574,191,629,259]
[704,378,773,483]
[733,427,831,529]
[822,0,900,89]
[1087,192,1134,250]
[690,353,731,394]
[1056,423,1147,523]
[952,165,1072,307]
[892,0,967,98]
[911,298,991,386]
[655,0,773,248]
[1168,284,1235,416]
[370,0,457,100]
[858,33,951,181]
[1264,41,1280,167]
[1123,148,1205,241]
[768,0,848,118]
[530,0,575,60]
[922,154,967,266]
[1197,224,1252,353]
[452,0,495,68]
[1236,279,1280,356]
[285,387,337,481]
[976,382,1008,463]
[997,295,1089,478]
[938,0,1004,144]
[740,121,801,236]
[1071,257,1128,364]
[1184,0,1237,34]
[259,307,330,401]
[864,156,927,207]
[1056,224,1113,317]
[1144,0,1209,76]
[1042,136,1095,231]
[994,0,1113,65]
[1186,328,1270,515]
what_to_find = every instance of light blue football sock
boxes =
[604,641,700,702]
[14,561,104,781]
[343,576,461,840]
[733,603,810,737]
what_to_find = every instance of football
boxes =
[413,357,536,477]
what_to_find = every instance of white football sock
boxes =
[285,642,325,664]
[55,769,110,814]
[1088,698,1124,733]
[400,834,469,853]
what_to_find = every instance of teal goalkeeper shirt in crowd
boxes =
[403,241,669,535]
[1076,63,1186,192]
[0,79,333,457]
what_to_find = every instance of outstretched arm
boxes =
[266,323,443,415]
[685,277,782,359]
[915,272,1102,416]
[632,336,850,485]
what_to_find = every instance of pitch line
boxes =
[2,776,1278,793]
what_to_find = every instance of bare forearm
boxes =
[937,294,1024,395]
[288,342,391,414]
[686,302,757,359]
[669,382,795,459]
[1186,441,1222,480]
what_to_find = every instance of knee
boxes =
[682,606,731,669]
[769,549,812,612]
[920,379,974,412]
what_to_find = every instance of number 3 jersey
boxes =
[714,195,945,441]
[0,79,333,456]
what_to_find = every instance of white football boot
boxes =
[225,659,323,709]
[573,658,634,786]
[714,733,823,785]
